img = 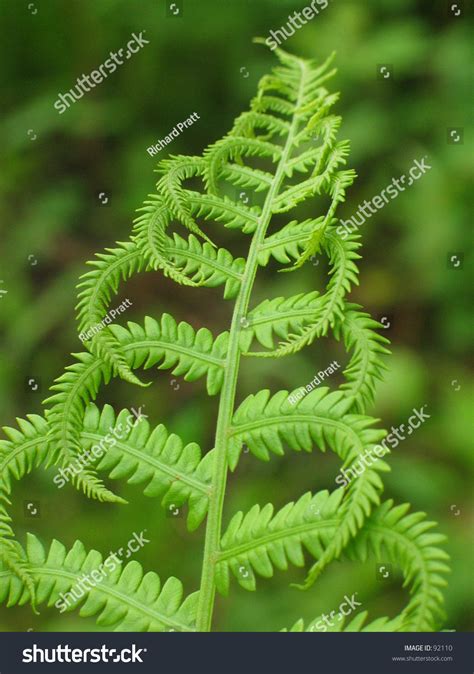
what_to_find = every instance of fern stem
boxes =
[196,60,309,631]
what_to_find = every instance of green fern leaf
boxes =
[0,414,49,486]
[335,304,391,413]
[133,192,243,287]
[257,217,327,266]
[0,534,198,631]
[345,500,450,631]
[222,163,273,193]
[164,232,245,299]
[205,136,282,195]
[81,404,213,531]
[0,415,53,609]
[251,93,296,117]
[44,315,227,502]
[229,388,389,581]
[42,352,122,503]
[186,190,261,233]
[289,169,357,268]
[155,155,214,244]
[132,194,203,285]
[0,43,450,636]
[75,240,148,387]
[239,290,321,351]
[248,226,361,356]
[132,194,168,268]
[109,314,228,396]
[231,110,291,139]
[218,492,449,631]
[215,490,343,594]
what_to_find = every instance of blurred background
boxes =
[0,0,472,632]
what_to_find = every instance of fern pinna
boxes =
[0,44,449,633]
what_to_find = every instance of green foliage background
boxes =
[0,0,472,631]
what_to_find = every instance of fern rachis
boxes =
[0,44,449,633]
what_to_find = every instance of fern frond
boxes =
[218,491,448,631]
[132,194,168,266]
[44,315,227,501]
[292,168,357,268]
[75,240,148,388]
[231,110,290,139]
[271,164,336,214]
[110,315,229,396]
[335,304,391,413]
[64,464,127,505]
[0,414,49,486]
[256,44,337,111]
[0,415,52,609]
[0,415,49,560]
[0,397,213,574]
[291,138,350,200]
[133,193,238,287]
[215,489,343,594]
[0,539,38,614]
[165,232,245,299]
[257,74,300,102]
[346,500,450,631]
[205,136,282,195]
[42,352,123,503]
[0,534,198,631]
[229,388,389,581]
[275,137,350,209]
[0,410,128,527]
[257,217,327,266]
[81,404,213,531]
[295,93,341,146]
[222,164,272,193]
[186,191,261,233]
[0,44,450,635]
[155,155,214,244]
[285,146,324,177]
[132,195,201,284]
[251,94,296,117]
[239,291,320,351]
[249,226,361,357]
